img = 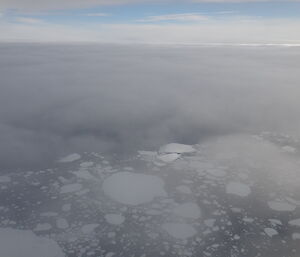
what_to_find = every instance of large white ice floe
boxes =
[288,218,300,227]
[58,153,81,163]
[162,223,197,239]
[102,172,166,205]
[225,182,251,197]
[267,200,296,212]
[173,203,201,219]
[159,143,196,154]
[157,153,181,163]
[0,228,64,257]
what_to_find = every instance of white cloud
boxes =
[15,17,44,24]
[86,13,110,17]
[138,13,209,22]
[0,0,299,11]
[1,18,300,44]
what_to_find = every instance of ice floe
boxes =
[0,176,11,183]
[34,223,52,231]
[81,224,99,234]
[102,172,166,205]
[56,218,69,229]
[268,201,296,212]
[176,185,192,194]
[225,182,251,197]
[0,228,64,257]
[288,218,300,227]
[60,183,82,194]
[264,228,278,237]
[58,153,81,163]
[157,153,181,163]
[173,203,201,219]
[105,214,125,225]
[159,143,196,154]
[162,223,197,239]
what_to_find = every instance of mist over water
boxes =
[0,43,300,170]
[1,44,300,257]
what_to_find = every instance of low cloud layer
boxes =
[0,44,300,169]
[1,0,298,11]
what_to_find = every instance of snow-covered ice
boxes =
[288,218,300,227]
[225,182,251,197]
[34,223,52,231]
[173,203,201,219]
[264,228,278,237]
[176,185,192,194]
[0,176,11,183]
[268,201,296,212]
[0,228,64,257]
[81,224,99,234]
[58,153,81,163]
[56,218,69,229]
[157,153,181,163]
[102,172,166,205]
[105,214,125,225]
[159,143,196,154]
[162,223,197,239]
[60,183,82,194]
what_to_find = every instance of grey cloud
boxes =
[0,43,300,170]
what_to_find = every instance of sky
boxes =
[0,0,300,43]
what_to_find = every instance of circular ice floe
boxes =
[162,223,197,239]
[173,203,201,219]
[0,228,64,257]
[225,182,251,197]
[58,153,81,163]
[102,172,166,205]
[105,214,125,225]
[159,143,196,154]
[268,201,296,212]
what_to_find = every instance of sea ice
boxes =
[264,228,278,237]
[173,203,201,219]
[60,183,82,194]
[0,228,64,257]
[79,161,94,168]
[176,185,192,194]
[56,218,69,229]
[268,201,296,212]
[34,223,52,231]
[162,223,197,239]
[0,176,11,183]
[157,153,181,163]
[159,143,196,154]
[81,224,99,234]
[225,182,251,197]
[288,218,300,227]
[105,214,125,225]
[292,233,300,240]
[58,153,81,163]
[102,172,166,205]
